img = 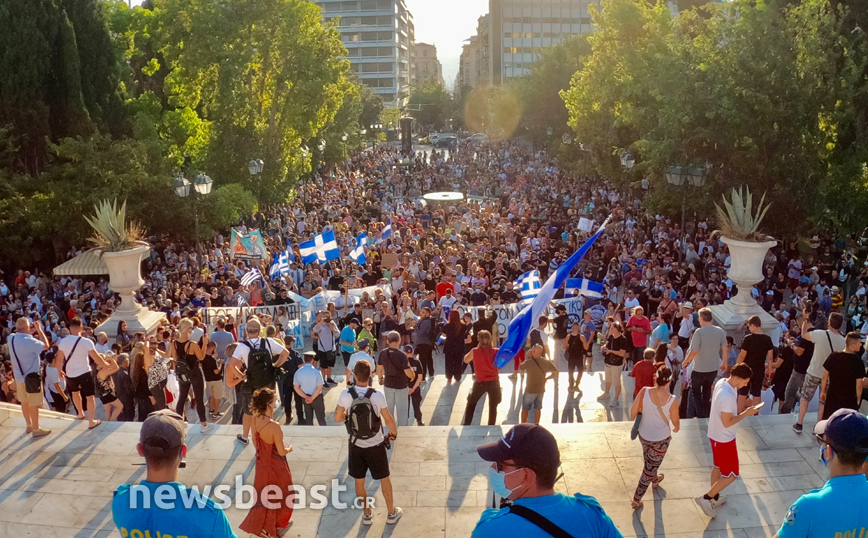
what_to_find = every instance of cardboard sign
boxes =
[381,253,398,269]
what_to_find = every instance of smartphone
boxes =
[753,401,765,410]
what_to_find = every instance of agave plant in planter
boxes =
[712,186,772,242]
[84,199,147,252]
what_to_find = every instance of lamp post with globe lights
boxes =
[665,165,708,261]
[173,171,213,270]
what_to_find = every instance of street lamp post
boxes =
[248,158,264,206]
[173,171,213,270]
[665,165,707,261]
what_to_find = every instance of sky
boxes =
[129,0,490,90]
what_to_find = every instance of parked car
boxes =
[434,135,458,148]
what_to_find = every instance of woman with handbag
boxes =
[171,318,212,433]
[629,364,680,510]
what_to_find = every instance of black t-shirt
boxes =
[378,348,410,389]
[407,355,423,385]
[794,337,814,375]
[201,354,223,382]
[741,333,774,367]
[605,334,628,366]
[553,314,570,340]
[822,351,865,418]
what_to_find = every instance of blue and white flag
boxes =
[494,217,610,369]
[299,230,340,265]
[350,233,367,266]
[379,220,393,242]
[270,251,291,278]
[240,266,264,288]
[565,277,605,299]
[515,270,542,300]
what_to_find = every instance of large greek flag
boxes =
[270,251,291,278]
[494,218,610,369]
[299,230,340,265]
[240,266,264,287]
[349,233,367,266]
[565,278,605,299]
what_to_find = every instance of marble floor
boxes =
[0,401,831,538]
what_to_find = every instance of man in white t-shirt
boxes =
[794,312,846,434]
[227,319,288,446]
[54,317,107,429]
[346,338,374,386]
[437,288,458,322]
[95,332,112,355]
[334,359,403,527]
[695,363,761,518]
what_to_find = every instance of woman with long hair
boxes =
[129,342,154,421]
[239,387,294,538]
[171,318,212,433]
[629,364,680,510]
[442,310,466,383]
[462,330,502,425]
[93,353,123,421]
[116,321,132,353]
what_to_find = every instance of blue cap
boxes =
[814,409,868,454]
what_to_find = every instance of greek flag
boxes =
[299,230,340,265]
[380,219,393,242]
[270,251,291,278]
[240,266,264,287]
[350,233,367,266]
[565,278,605,299]
[515,270,542,299]
[495,217,610,369]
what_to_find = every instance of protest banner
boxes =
[229,228,268,260]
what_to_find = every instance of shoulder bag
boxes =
[507,504,575,538]
[11,336,42,394]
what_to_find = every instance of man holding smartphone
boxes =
[695,363,762,518]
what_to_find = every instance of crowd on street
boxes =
[1,139,868,537]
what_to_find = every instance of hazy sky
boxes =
[129,0,489,90]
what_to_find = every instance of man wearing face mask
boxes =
[773,409,868,538]
[472,424,623,538]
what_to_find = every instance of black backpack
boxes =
[345,386,381,445]
[244,339,276,390]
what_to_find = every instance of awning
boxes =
[53,250,109,276]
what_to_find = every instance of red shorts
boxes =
[710,439,739,478]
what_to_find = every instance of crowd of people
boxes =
[1,137,868,537]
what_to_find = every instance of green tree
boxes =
[407,79,452,131]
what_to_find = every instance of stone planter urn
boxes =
[709,236,780,343]
[95,243,165,337]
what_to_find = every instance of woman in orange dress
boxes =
[239,388,294,537]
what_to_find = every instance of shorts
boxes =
[207,380,224,400]
[605,364,622,386]
[710,439,739,478]
[239,384,254,416]
[317,350,336,369]
[798,373,822,402]
[348,442,390,480]
[521,392,544,411]
[15,382,44,407]
[738,364,763,398]
[67,372,95,398]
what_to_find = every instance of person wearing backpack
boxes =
[229,318,289,445]
[335,358,403,527]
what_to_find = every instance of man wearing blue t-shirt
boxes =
[340,318,360,375]
[774,409,868,538]
[112,409,236,538]
[472,424,623,538]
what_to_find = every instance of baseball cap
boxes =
[402,344,414,354]
[556,304,567,312]
[831,286,839,293]
[477,424,561,471]
[140,409,186,453]
[813,409,868,454]
[682,301,694,310]
[350,317,361,325]
[357,338,370,349]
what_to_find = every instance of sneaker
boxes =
[609,400,619,408]
[327,378,336,385]
[25,426,33,434]
[793,422,803,434]
[31,428,51,438]
[596,393,609,400]
[362,512,373,526]
[386,507,403,525]
[712,495,727,508]
[417,419,425,426]
[236,434,249,445]
[200,423,214,434]
[694,496,717,518]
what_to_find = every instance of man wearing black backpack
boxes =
[335,359,403,527]
[228,319,289,445]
